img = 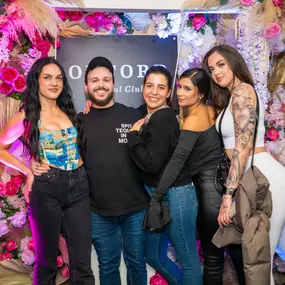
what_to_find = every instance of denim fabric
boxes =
[146,184,202,285]
[91,209,147,285]
[29,166,94,285]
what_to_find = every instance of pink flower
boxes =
[0,66,19,84]
[10,175,24,186]
[68,11,83,21]
[273,0,283,8]
[116,25,127,35]
[1,242,6,248]
[116,18,122,25]
[0,15,8,28]
[12,75,26,92]
[192,15,207,30]
[27,240,34,251]
[62,266,70,277]
[105,23,114,31]
[8,211,27,228]
[5,181,20,196]
[264,23,281,38]
[57,255,64,267]
[240,0,256,5]
[0,81,13,96]
[111,14,120,24]
[150,272,168,285]
[0,252,12,261]
[21,249,35,265]
[0,182,6,196]
[7,39,14,51]
[85,14,99,30]
[33,40,51,58]
[57,11,68,22]
[6,240,18,251]
[266,128,280,141]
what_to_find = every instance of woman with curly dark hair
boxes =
[0,57,94,285]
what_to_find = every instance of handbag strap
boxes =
[218,85,260,169]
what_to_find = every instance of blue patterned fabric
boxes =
[38,122,81,170]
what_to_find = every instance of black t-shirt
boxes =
[78,103,149,216]
[127,108,192,187]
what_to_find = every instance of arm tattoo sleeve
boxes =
[225,84,257,190]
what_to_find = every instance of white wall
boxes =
[50,0,186,12]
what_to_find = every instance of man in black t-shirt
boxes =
[78,57,149,285]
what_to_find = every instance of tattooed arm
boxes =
[225,83,257,191]
[218,83,257,227]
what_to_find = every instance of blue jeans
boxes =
[91,209,147,285]
[146,184,202,285]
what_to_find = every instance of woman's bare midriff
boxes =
[225,146,267,159]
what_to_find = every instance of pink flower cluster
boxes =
[57,11,84,22]
[32,32,51,58]
[20,237,35,266]
[0,67,26,96]
[0,175,24,196]
[0,240,17,261]
[84,12,127,35]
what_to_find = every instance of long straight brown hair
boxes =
[202,45,255,114]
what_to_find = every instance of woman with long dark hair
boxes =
[143,67,246,285]
[0,57,94,285]
[203,44,285,285]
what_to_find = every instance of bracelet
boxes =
[225,188,236,196]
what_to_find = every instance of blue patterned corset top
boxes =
[38,122,81,171]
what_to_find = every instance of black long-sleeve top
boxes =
[127,108,192,187]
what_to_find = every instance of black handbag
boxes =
[215,105,231,194]
[215,88,260,194]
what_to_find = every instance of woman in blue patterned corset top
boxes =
[0,58,94,285]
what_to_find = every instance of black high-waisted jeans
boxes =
[29,165,94,285]
[192,169,246,285]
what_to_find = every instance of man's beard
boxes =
[88,88,114,107]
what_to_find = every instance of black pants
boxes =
[192,169,246,285]
[29,166,94,285]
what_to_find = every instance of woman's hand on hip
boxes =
[30,159,50,176]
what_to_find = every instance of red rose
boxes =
[27,240,34,251]
[12,75,26,92]
[33,40,51,58]
[0,81,13,96]
[5,181,20,196]
[57,255,64,267]
[0,66,19,84]
[3,252,12,260]
[273,0,283,8]
[57,11,69,22]
[1,242,7,248]
[6,240,18,251]
[266,128,280,141]
[11,175,24,187]
[68,11,83,21]
[61,266,70,277]
[192,14,207,30]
